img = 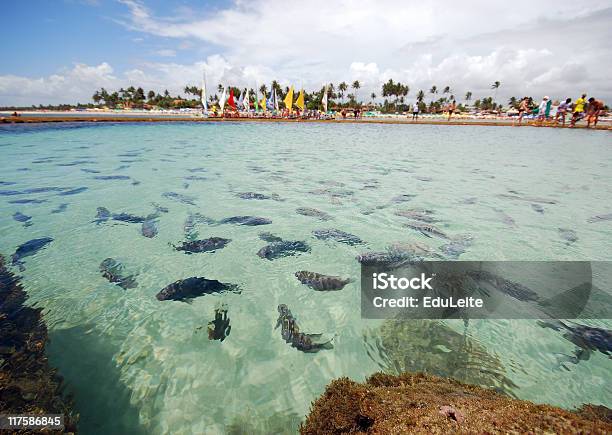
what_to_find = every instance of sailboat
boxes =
[201,71,208,116]
[219,86,227,113]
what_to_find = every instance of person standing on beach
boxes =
[570,93,587,127]
[555,98,571,126]
[412,102,419,120]
[586,97,604,128]
[447,100,456,121]
[537,96,549,123]
[517,97,529,125]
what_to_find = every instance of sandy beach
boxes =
[2,111,610,130]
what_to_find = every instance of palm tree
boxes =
[370,92,376,104]
[442,86,451,95]
[352,80,361,104]
[417,90,425,102]
[464,91,472,103]
[491,81,501,102]
[338,82,348,103]
[259,84,268,96]
[429,85,437,95]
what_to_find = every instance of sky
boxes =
[1,0,610,106]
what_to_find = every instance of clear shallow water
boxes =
[0,122,611,434]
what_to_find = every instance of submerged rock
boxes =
[156,277,241,302]
[0,256,78,430]
[300,372,612,434]
[558,228,578,244]
[295,271,352,291]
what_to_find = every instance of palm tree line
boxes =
[88,80,505,113]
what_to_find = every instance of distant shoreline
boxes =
[1,112,610,130]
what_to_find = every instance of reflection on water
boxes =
[0,122,611,433]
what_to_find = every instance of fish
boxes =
[356,250,417,268]
[275,304,333,353]
[403,222,450,239]
[206,306,231,342]
[11,237,53,270]
[173,237,231,254]
[94,207,148,224]
[388,242,442,260]
[9,199,47,204]
[498,193,558,204]
[587,213,612,223]
[537,320,611,366]
[395,209,436,223]
[467,269,539,302]
[494,209,516,227]
[258,232,283,243]
[390,194,417,203]
[257,240,310,260]
[312,228,363,245]
[439,235,473,259]
[531,204,544,214]
[93,175,131,181]
[51,203,68,214]
[81,168,101,174]
[141,216,159,238]
[296,207,332,221]
[156,277,240,302]
[99,258,138,289]
[295,271,352,291]
[162,191,196,205]
[236,192,282,200]
[58,187,88,196]
[219,216,272,226]
[12,212,32,226]
[558,228,578,244]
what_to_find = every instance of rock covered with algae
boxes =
[0,255,78,432]
[300,372,612,434]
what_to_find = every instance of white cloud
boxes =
[153,49,176,57]
[1,1,611,105]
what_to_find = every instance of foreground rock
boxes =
[300,372,611,434]
[0,255,78,431]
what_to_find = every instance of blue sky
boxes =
[1,0,611,105]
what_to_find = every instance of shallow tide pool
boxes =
[1,122,611,434]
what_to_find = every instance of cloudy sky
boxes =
[1,0,610,106]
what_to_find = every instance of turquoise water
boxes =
[0,122,611,434]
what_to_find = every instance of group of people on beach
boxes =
[516,94,604,128]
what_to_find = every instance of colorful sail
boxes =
[322,85,328,112]
[283,86,294,111]
[266,86,275,110]
[237,89,244,110]
[273,90,278,111]
[295,89,305,111]
[228,89,236,109]
[219,86,227,112]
